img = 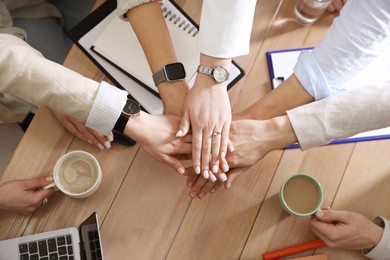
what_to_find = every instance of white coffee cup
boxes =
[44,150,102,199]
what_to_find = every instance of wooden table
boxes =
[1,1,389,259]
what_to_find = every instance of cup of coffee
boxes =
[294,0,333,24]
[279,173,323,216]
[44,150,102,199]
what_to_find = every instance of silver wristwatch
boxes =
[197,65,230,83]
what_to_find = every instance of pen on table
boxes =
[271,76,284,89]
[263,239,326,260]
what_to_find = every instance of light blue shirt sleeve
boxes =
[293,0,390,100]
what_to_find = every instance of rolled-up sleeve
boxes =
[294,0,390,100]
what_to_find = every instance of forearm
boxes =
[287,81,390,150]
[294,0,390,100]
[0,34,127,135]
[0,34,96,122]
[234,74,314,120]
[125,1,188,115]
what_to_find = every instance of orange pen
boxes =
[263,239,326,260]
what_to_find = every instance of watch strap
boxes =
[197,65,213,76]
[152,68,167,86]
[114,115,128,134]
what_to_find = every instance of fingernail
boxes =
[209,173,217,182]
[203,170,209,179]
[222,164,229,172]
[210,188,216,193]
[195,166,201,174]
[229,146,235,152]
[190,191,197,198]
[107,135,114,142]
[316,209,325,217]
[177,167,185,175]
[104,141,111,149]
[187,181,194,187]
[46,176,53,182]
[88,139,93,145]
[98,143,105,150]
[219,173,227,182]
[212,164,218,173]
[198,191,206,199]
[221,152,226,158]
[176,130,183,137]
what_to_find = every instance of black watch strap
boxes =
[114,115,128,134]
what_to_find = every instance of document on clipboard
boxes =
[266,47,390,149]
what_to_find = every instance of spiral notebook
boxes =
[91,0,244,97]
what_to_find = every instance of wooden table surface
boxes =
[1,1,390,259]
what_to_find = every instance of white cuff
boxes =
[86,82,128,136]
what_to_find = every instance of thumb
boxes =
[176,110,190,137]
[161,155,186,175]
[315,209,348,223]
[23,176,54,190]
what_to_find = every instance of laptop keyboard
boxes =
[88,231,102,260]
[18,234,74,260]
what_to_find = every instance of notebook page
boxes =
[92,8,199,95]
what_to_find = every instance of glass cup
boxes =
[44,150,102,199]
[294,0,333,24]
[279,173,323,216]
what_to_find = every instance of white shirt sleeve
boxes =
[198,0,256,58]
[293,0,390,100]
[86,82,128,136]
[286,80,390,150]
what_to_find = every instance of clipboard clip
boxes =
[272,77,284,89]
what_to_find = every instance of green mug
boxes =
[279,173,323,216]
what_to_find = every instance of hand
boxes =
[50,108,113,150]
[186,167,246,199]
[227,117,296,168]
[327,0,347,12]
[310,209,383,251]
[177,70,232,180]
[124,112,192,174]
[0,176,55,214]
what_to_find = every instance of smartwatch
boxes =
[152,62,186,86]
[114,96,141,134]
[197,65,230,83]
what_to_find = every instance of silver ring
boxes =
[213,131,222,136]
[42,198,48,206]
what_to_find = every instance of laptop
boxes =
[0,212,104,260]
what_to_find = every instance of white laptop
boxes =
[0,212,104,260]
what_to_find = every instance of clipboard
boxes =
[266,47,390,149]
[68,0,245,114]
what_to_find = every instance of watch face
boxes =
[165,63,186,80]
[213,66,229,83]
[123,99,140,117]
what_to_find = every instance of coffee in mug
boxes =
[44,150,102,199]
[279,174,323,216]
